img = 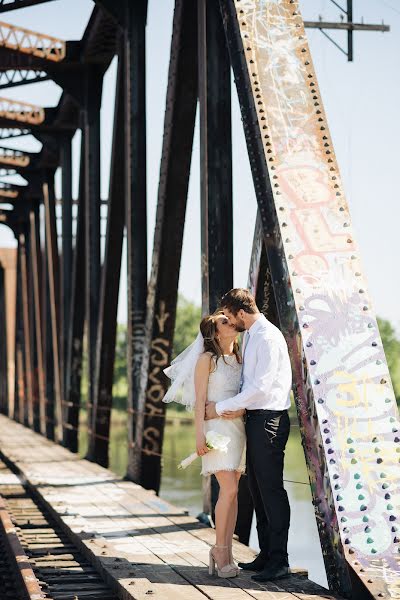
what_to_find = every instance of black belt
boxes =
[245,408,286,415]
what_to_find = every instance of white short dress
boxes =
[201,354,246,476]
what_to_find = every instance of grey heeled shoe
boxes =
[209,545,238,578]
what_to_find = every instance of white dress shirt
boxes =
[215,314,292,414]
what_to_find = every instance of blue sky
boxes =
[0,0,398,333]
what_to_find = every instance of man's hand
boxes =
[205,401,218,420]
[221,408,245,420]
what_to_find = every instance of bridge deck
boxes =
[0,415,341,600]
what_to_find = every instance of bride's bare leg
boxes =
[214,471,238,568]
[227,473,241,565]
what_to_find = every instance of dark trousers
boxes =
[245,409,291,567]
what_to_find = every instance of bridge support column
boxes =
[83,68,103,439]
[60,134,73,403]
[0,267,7,414]
[131,0,198,491]
[29,205,45,434]
[87,44,125,467]
[64,135,86,452]
[19,229,34,429]
[44,175,63,442]
[198,0,234,521]
[124,0,149,483]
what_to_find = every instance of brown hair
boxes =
[200,311,241,370]
[221,288,258,316]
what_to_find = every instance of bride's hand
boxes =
[196,434,209,456]
[221,409,245,419]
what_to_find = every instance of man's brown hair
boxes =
[221,288,258,316]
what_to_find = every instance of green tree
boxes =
[377,317,400,404]
[172,295,201,358]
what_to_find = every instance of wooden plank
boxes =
[0,416,340,600]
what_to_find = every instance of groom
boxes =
[205,288,292,582]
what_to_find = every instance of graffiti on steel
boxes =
[234,0,400,596]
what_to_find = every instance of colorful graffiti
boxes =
[234,1,400,597]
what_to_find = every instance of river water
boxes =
[80,411,328,588]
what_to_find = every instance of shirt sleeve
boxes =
[215,337,279,415]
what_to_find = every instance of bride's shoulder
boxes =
[195,351,215,373]
[196,352,213,366]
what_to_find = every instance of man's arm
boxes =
[214,338,279,415]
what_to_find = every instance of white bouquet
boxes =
[177,430,231,470]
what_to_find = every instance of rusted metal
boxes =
[60,134,72,404]
[64,135,85,452]
[0,144,30,166]
[29,207,46,436]
[0,96,44,124]
[0,20,66,62]
[132,0,198,490]
[0,186,18,198]
[83,67,103,441]
[19,231,34,429]
[0,493,45,599]
[43,178,62,443]
[0,267,7,414]
[125,0,148,483]
[198,0,233,519]
[220,1,400,597]
[88,41,125,466]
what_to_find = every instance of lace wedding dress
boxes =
[201,354,246,476]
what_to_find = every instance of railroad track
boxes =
[0,459,119,600]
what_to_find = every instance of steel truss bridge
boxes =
[0,1,397,599]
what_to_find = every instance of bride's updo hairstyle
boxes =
[200,311,241,371]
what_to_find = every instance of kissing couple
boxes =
[163,288,293,582]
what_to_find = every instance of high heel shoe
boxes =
[209,545,238,578]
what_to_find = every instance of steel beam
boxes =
[83,68,103,439]
[0,70,49,90]
[0,0,56,12]
[0,20,66,62]
[64,135,85,452]
[13,242,24,422]
[87,46,125,466]
[220,2,400,597]
[40,217,54,440]
[124,0,148,482]
[29,206,46,435]
[43,175,62,442]
[198,0,233,315]
[19,229,34,428]
[60,134,72,402]
[198,0,233,518]
[0,266,7,413]
[132,0,198,490]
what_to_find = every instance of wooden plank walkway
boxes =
[0,415,342,600]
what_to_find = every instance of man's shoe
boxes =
[251,564,291,582]
[238,553,267,572]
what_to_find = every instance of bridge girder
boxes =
[0,20,66,62]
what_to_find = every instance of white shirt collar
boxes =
[247,313,266,337]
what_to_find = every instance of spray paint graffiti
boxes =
[233,1,400,597]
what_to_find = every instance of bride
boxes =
[163,311,245,579]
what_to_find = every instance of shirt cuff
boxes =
[215,400,228,416]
